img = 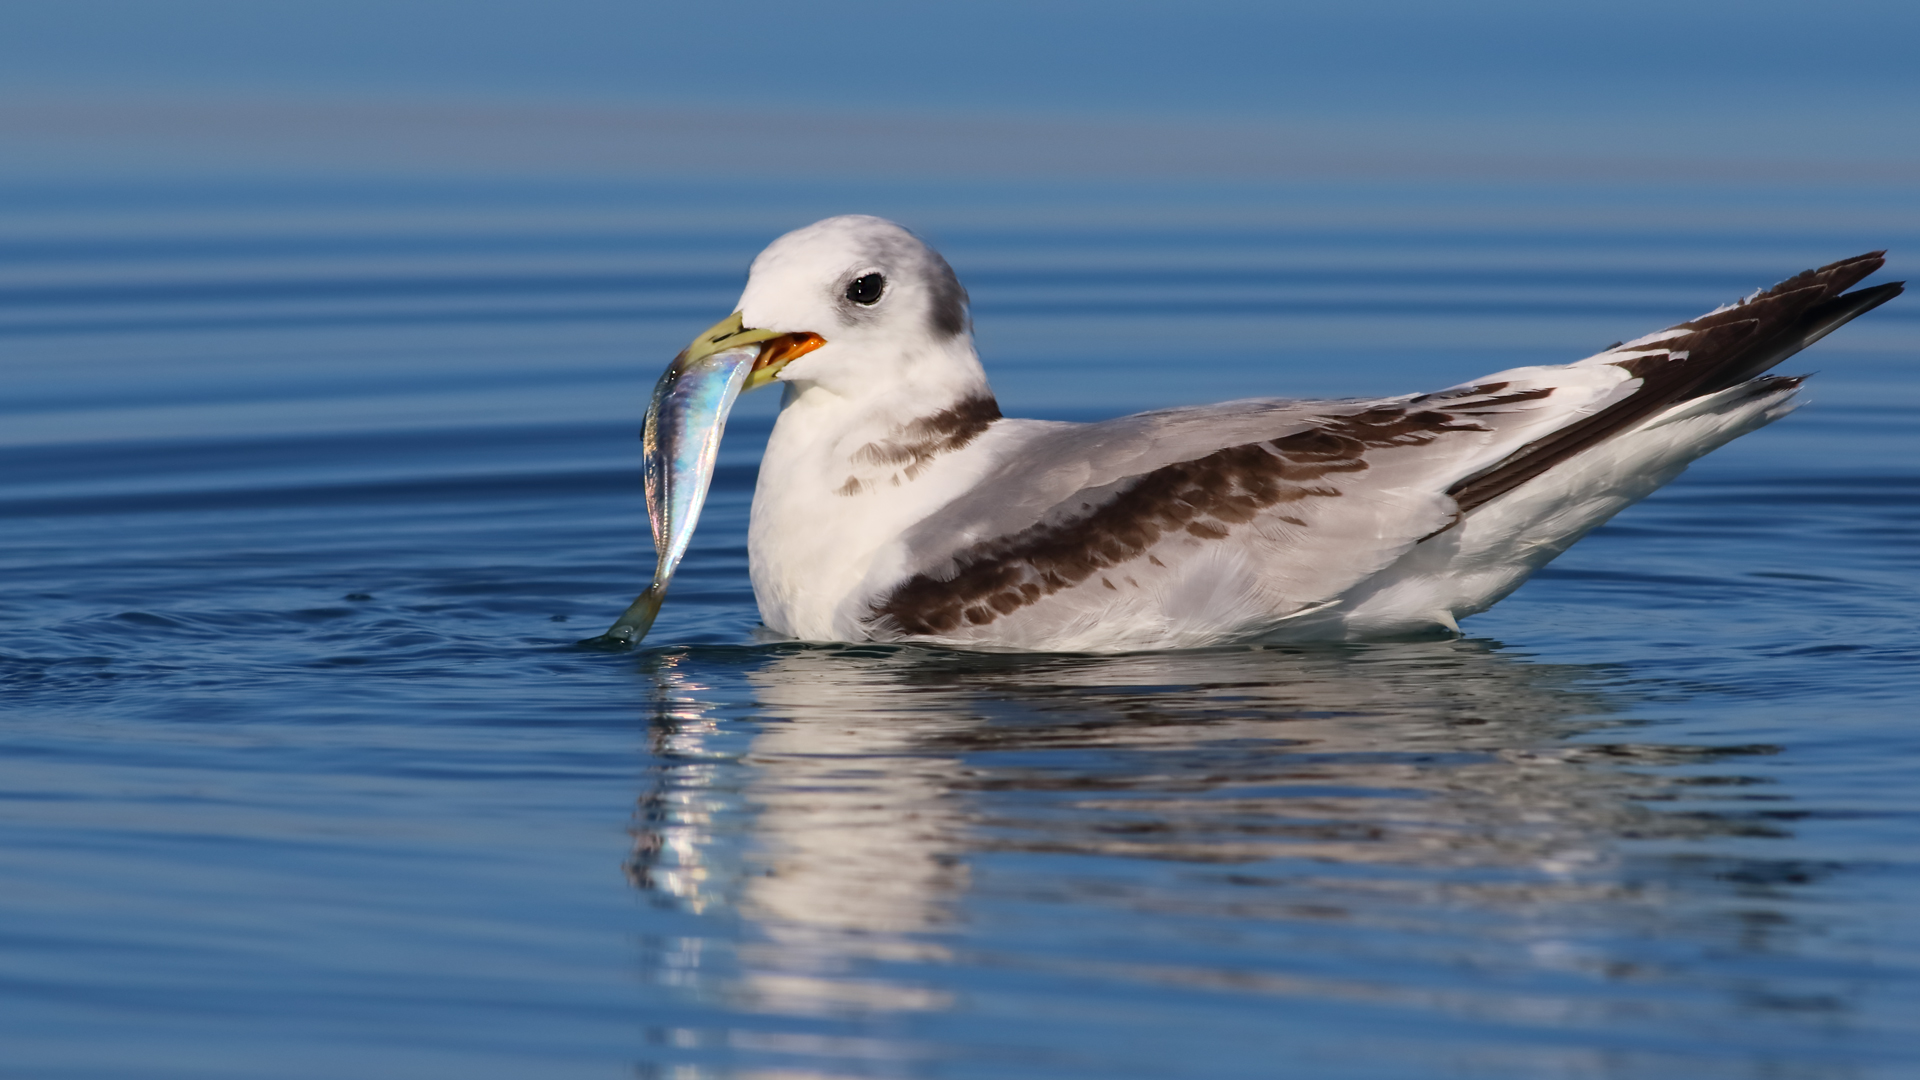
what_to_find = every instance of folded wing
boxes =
[859,253,1901,651]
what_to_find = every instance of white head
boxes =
[675,216,989,409]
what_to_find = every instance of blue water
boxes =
[3,178,1918,1079]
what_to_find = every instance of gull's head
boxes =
[675,216,978,401]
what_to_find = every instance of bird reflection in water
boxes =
[624,639,1840,1060]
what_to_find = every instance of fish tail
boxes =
[578,583,666,648]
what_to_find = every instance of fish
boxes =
[583,345,755,647]
[585,314,825,647]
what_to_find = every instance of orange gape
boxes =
[754,332,826,376]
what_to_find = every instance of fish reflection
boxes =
[626,640,1827,1034]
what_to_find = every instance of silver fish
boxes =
[587,313,823,646]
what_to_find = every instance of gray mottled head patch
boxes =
[922,247,970,339]
[824,223,969,340]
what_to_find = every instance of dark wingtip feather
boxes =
[1806,251,1885,297]
[1685,279,1895,399]
[1450,252,1897,516]
[1683,251,1887,333]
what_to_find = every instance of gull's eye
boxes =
[845,272,886,305]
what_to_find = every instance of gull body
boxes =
[673,215,1900,652]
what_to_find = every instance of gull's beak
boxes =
[678,312,825,391]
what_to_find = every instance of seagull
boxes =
[674,215,1900,652]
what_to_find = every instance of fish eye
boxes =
[845,272,886,306]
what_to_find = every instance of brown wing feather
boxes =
[868,385,1550,637]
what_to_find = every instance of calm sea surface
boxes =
[3,178,1917,1079]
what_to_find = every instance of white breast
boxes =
[747,385,1028,640]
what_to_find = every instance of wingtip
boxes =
[1809,252,1891,300]
[1845,280,1905,305]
